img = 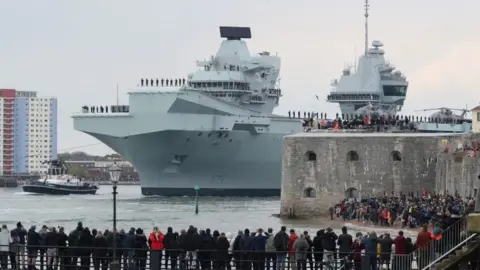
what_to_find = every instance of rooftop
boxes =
[286,131,468,138]
[471,105,480,111]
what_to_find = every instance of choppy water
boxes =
[0,186,416,237]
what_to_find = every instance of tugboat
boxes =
[22,159,98,195]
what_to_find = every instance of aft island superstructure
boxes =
[73,26,304,196]
[326,0,409,116]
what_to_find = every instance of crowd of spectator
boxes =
[0,209,471,270]
[329,193,474,229]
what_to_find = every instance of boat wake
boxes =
[344,222,418,237]
[14,192,37,195]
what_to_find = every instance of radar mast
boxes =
[364,0,369,54]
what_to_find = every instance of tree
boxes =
[69,167,88,177]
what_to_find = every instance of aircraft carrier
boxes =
[73,26,305,196]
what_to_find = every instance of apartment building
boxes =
[473,105,480,133]
[0,89,58,175]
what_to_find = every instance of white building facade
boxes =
[3,89,59,175]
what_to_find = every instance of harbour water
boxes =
[0,185,416,237]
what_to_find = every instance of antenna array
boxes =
[364,0,369,54]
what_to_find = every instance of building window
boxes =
[477,112,480,122]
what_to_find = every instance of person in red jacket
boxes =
[288,229,298,270]
[393,231,407,270]
[416,225,431,269]
[149,227,165,270]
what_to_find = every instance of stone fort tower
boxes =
[280,131,480,218]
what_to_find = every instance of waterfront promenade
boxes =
[0,188,474,269]
[0,216,470,270]
[0,223,420,270]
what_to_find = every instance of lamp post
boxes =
[194,185,200,214]
[109,162,122,270]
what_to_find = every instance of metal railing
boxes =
[0,246,421,270]
[423,232,477,270]
[411,216,471,270]
[1,218,474,270]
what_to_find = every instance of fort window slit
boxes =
[347,151,359,161]
[304,187,316,198]
[390,151,402,161]
[305,151,317,161]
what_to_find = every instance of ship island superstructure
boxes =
[73,26,304,196]
[327,0,409,116]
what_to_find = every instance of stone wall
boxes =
[281,132,480,218]
[435,153,480,197]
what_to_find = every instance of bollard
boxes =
[194,185,200,214]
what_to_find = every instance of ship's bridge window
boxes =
[193,81,250,91]
[383,85,407,96]
[49,168,63,175]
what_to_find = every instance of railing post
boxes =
[150,250,160,270]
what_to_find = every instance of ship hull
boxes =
[142,187,279,197]
[22,185,98,195]
[91,129,287,196]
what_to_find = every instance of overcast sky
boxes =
[0,0,478,155]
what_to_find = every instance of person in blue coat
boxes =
[362,231,378,270]
[253,229,268,270]
[240,229,255,270]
